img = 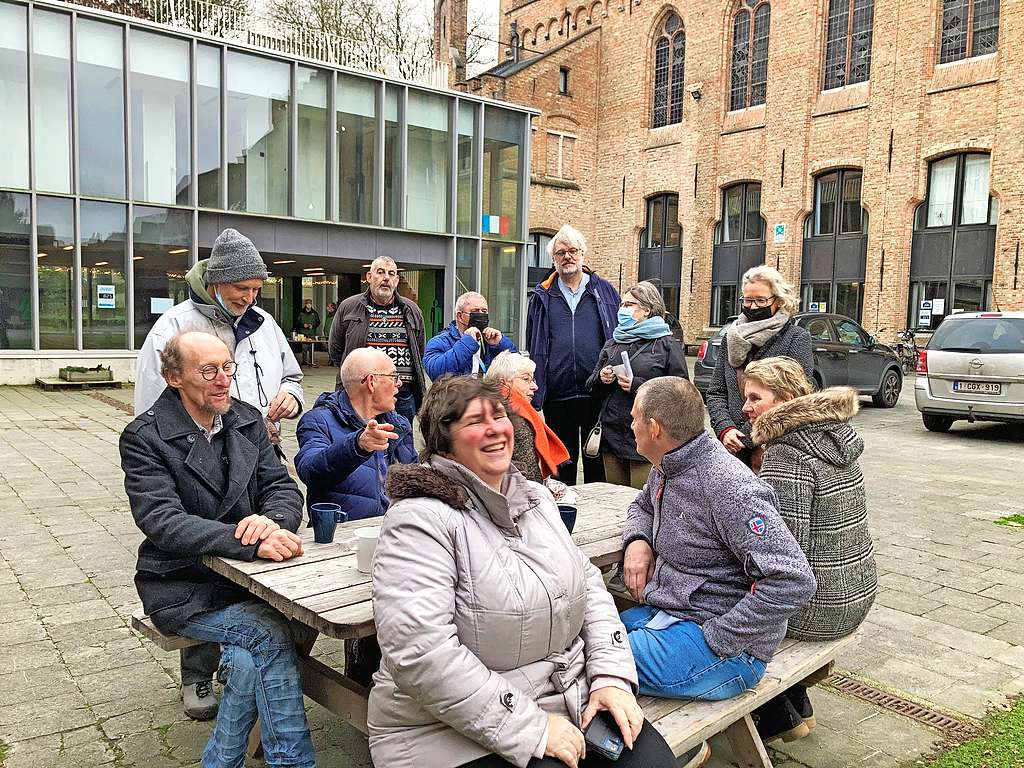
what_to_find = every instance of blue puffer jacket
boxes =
[423,321,518,379]
[295,390,416,521]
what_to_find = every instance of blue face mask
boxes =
[617,308,637,328]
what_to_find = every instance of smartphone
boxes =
[584,711,624,761]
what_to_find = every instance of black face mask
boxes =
[742,305,775,322]
[467,311,489,331]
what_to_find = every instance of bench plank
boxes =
[132,611,200,651]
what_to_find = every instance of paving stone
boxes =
[0,691,96,743]
[1,640,61,675]
[0,620,48,647]
[922,604,1007,635]
[872,588,944,616]
[40,598,120,628]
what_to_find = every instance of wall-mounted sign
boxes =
[97,284,115,309]
[482,214,509,236]
[773,223,786,243]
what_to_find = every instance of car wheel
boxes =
[922,414,954,433]
[871,368,902,408]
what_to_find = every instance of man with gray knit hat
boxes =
[134,227,305,721]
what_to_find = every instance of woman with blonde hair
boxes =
[740,356,876,745]
[706,265,813,466]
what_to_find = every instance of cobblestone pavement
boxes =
[1,371,1021,768]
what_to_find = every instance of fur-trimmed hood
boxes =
[386,462,470,510]
[751,387,863,468]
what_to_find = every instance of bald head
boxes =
[160,330,231,379]
[341,348,394,390]
[341,348,402,419]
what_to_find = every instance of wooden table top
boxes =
[203,481,641,640]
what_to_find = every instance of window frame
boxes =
[822,0,874,91]
[638,192,683,320]
[729,0,771,112]
[938,0,1000,64]
[711,182,764,325]
[544,130,577,181]
[558,66,570,95]
[651,12,686,129]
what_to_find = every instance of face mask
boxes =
[212,289,241,319]
[742,304,775,322]
[467,311,489,331]
[617,308,637,328]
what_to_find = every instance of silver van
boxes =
[914,312,1024,432]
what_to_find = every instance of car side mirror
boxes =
[868,335,877,348]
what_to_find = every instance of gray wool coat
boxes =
[752,387,877,641]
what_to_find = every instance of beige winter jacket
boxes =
[368,457,638,768]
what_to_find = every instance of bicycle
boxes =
[895,328,919,375]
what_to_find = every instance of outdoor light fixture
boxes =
[274,259,296,264]
[62,245,74,251]
[168,248,188,255]
[36,252,46,258]
[303,267,323,272]
[133,256,144,261]
[94,261,108,266]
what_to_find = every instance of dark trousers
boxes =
[458,720,675,767]
[544,397,605,485]
[395,388,417,424]
[180,641,222,686]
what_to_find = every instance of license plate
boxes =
[953,381,1002,395]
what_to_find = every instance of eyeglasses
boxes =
[739,296,776,309]
[553,247,580,258]
[197,362,237,381]
[361,371,401,384]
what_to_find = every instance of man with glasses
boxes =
[423,291,518,379]
[526,224,620,485]
[133,227,305,721]
[295,347,416,684]
[121,331,315,768]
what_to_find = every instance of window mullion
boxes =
[747,14,755,107]
[844,0,854,83]
[965,0,975,57]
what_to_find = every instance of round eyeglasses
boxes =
[197,362,238,381]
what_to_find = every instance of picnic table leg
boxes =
[724,714,773,768]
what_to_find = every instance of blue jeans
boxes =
[622,606,766,700]
[178,600,315,768]
[395,389,417,423]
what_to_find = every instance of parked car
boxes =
[693,312,905,408]
[914,311,1024,432]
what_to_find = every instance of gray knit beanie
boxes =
[205,228,269,285]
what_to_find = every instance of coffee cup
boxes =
[310,502,345,544]
[355,525,381,573]
[557,504,578,534]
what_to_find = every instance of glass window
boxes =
[406,91,450,233]
[744,184,762,240]
[666,195,681,246]
[0,3,29,190]
[456,101,477,235]
[801,282,831,312]
[647,196,665,247]
[0,192,32,349]
[296,67,328,220]
[196,45,221,208]
[132,206,191,348]
[952,279,990,314]
[33,11,72,194]
[37,196,76,349]
[77,20,126,199]
[481,241,520,344]
[130,30,190,205]
[711,283,737,326]
[558,66,569,95]
[926,156,957,227]
[384,84,401,227]
[840,171,863,233]
[835,281,863,320]
[226,52,289,215]
[932,315,1023,353]
[804,316,833,341]
[960,153,990,225]
[823,0,874,90]
[482,107,523,241]
[80,201,127,350]
[940,0,999,64]
[835,318,866,345]
[337,74,377,225]
[730,1,771,110]
[723,186,742,242]
[651,13,685,128]
[815,172,838,236]
[909,281,948,330]
[456,237,477,295]
[526,232,552,268]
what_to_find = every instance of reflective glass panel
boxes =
[840,171,863,233]
[482,107,522,241]
[666,195,681,247]
[130,30,190,205]
[0,192,32,349]
[456,101,476,235]
[80,201,128,349]
[960,153,990,225]
[384,85,400,227]
[32,11,72,194]
[132,206,191,347]
[337,74,376,224]
[723,186,742,242]
[77,20,126,199]
[407,91,450,233]
[835,281,863,321]
[226,52,289,214]
[456,237,477,295]
[0,3,29,189]
[744,184,763,240]
[37,196,76,349]
[196,45,221,208]
[646,196,664,247]
[711,283,737,326]
[926,156,956,227]
[296,67,328,220]
[481,241,520,345]
[815,173,838,236]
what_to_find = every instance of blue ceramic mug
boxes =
[310,502,345,544]
[557,504,578,534]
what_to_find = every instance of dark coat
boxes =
[295,390,416,521]
[296,307,321,334]
[423,321,517,379]
[120,389,304,634]
[525,268,620,409]
[706,320,814,447]
[327,290,428,404]
[586,335,689,462]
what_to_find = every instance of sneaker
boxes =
[753,697,810,744]
[679,740,711,768]
[607,565,628,596]
[786,685,816,730]
[182,679,219,721]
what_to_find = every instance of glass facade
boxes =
[0,1,532,356]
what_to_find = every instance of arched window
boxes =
[802,169,868,321]
[651,13,685,128]
[823,0,874,90]
[910,153,997,329]
[730,0,770,111]
[939,0,1000,64]
[711,183,764,325]
[638,193,682,321]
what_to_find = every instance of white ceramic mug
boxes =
[355,525,381,574]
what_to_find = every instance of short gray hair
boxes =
[484,351,535,384]
[546,224,588,258]
[742,265,799,314]
[636,377,705,443]
[369,256,397,271]
[159,336,187,377]
[455,291,485,313]
[626,282,665,319]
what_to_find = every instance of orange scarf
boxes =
[505,386,570,479]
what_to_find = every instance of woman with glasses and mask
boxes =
[484,351,569,483]
[706,266,813,466]
[587,282,688,489]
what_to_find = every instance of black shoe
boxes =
[786,685,816,730]
[679,741,710,768]
[754,697,810,744]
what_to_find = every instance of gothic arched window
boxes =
[729,0,770,111]
[823,0,874,90]
[651,13,685,128]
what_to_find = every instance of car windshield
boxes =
[930,317,1024,354]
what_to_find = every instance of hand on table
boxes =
[257,529,304,561]
[358,420,399,452]
[721,428,747,455]
[623,539,654,602]
[581,686,644,751]
[267,391,300,421]
[545,714,586,768]
[234,514,281,546]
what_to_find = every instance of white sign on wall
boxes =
[773,223,786,243]
[97,284,115,309]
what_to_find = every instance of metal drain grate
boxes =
[824,674,982,740]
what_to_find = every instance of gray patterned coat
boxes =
[752,387,876,640]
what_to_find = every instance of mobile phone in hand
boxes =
[584,711,624,761]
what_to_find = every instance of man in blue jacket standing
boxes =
[423,291,517,378]
[525,224,619,485]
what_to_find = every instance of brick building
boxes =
[438,0,1023,342]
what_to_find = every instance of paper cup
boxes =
[612,364,626,378]
[355,525,381,574]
